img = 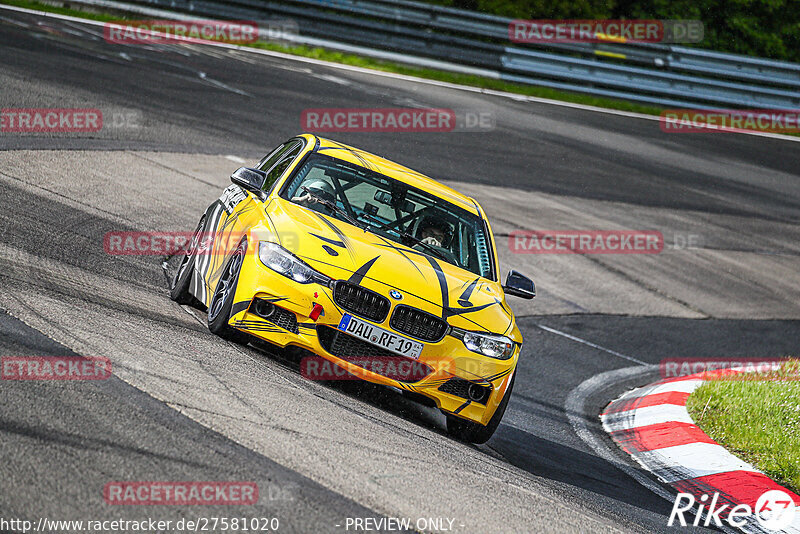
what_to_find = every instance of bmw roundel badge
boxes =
[389,290,402,300]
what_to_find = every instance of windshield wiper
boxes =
[401,232,450,262]
[358,212,396,233]
[359,213,450,262]
[301,187,368,231]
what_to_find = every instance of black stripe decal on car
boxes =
[454,400,471,414]
[347,257,380,285]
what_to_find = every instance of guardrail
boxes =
[58,0,800,108]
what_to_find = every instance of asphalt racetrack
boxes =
[1,7,800,533]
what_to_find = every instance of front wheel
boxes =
[207,239,250,344]
[446,374,515,444]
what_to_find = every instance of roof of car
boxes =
[304,134,479,216]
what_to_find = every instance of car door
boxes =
[201,139,307,304]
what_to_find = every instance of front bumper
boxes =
[229,260,517,426]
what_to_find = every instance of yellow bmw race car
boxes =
[170,134,535,443]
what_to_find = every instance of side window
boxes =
[257,143,288,172]
[263,142,303,191]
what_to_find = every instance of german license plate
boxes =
[337,314,423,359]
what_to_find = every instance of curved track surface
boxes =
[1,8,800,533]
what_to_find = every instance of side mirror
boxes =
[503,270,535,299]
[231,167,267,199]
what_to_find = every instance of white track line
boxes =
[535,324,648,366]
[2,3,800,144]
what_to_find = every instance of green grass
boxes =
[1,0,126,21]
[1,0,664,116]
[247,41,664,115]
[687,360,800,494]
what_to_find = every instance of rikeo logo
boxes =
[669,490,797,531]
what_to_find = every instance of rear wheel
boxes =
[170,215,205,305]
[446,374,515,444]
[207,239,250,344]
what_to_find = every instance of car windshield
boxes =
[281,153,495,279]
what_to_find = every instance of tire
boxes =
[446,374,515,444]
[207,238,250,344]
[170,215,205,305]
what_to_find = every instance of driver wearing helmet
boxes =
[291,179,335,212]
[415,215,453,249]
[412,214,458,264]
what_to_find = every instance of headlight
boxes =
[456,329,515,360]
[258,242,330,285]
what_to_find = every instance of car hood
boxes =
[265,198,514,335]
